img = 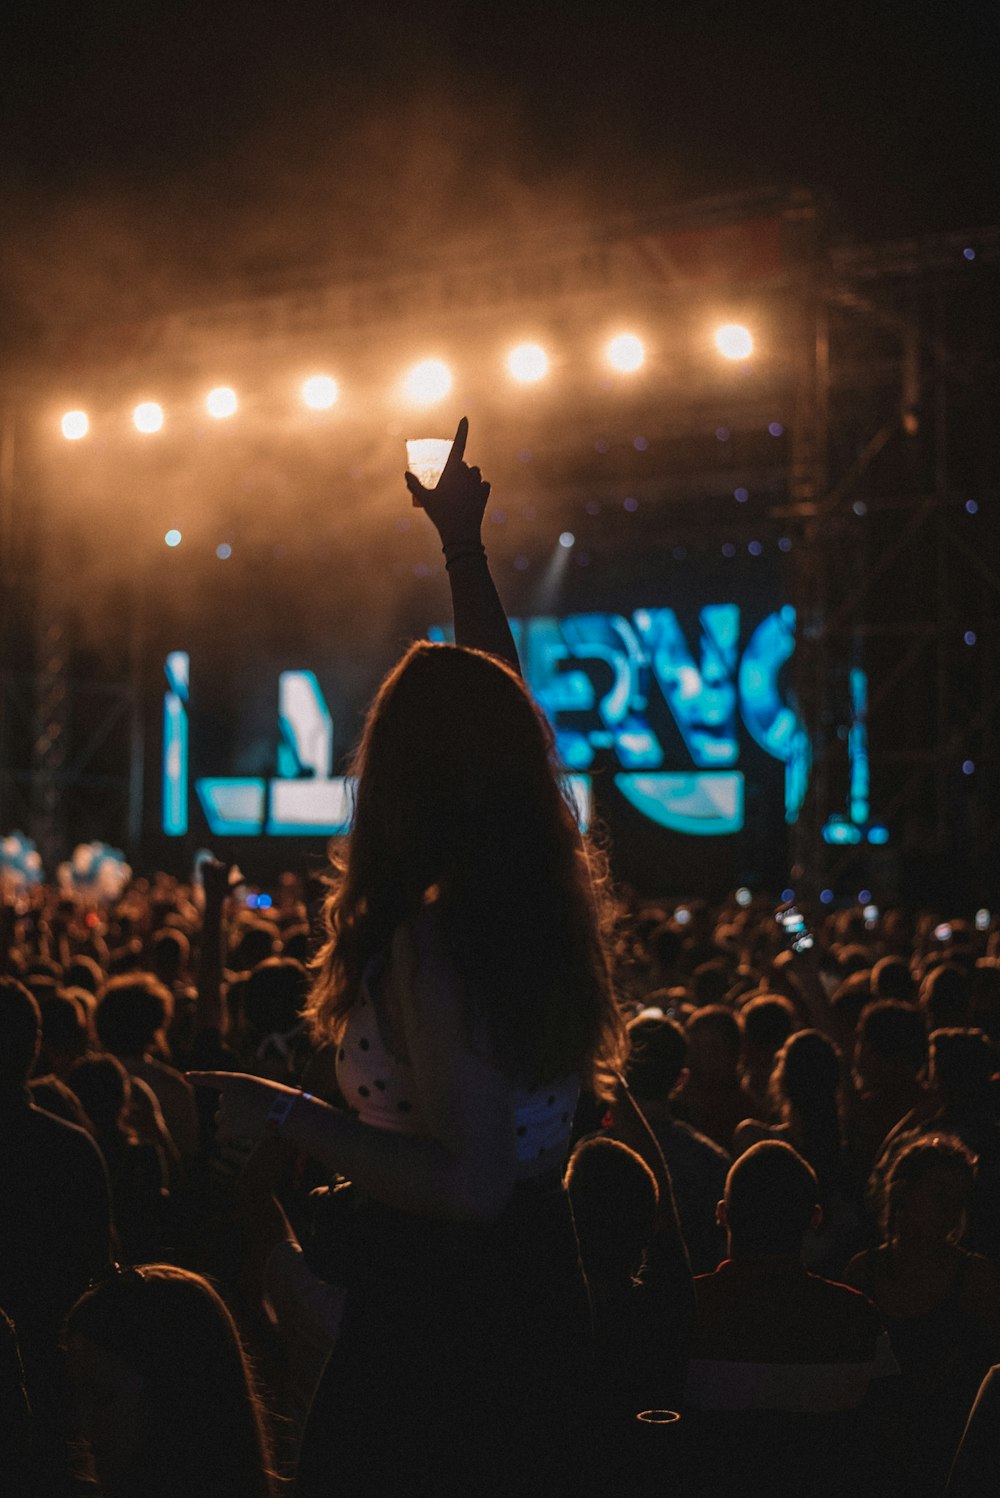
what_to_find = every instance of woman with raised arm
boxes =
[192,419,626,1498]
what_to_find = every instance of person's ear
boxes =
[669,1066,690,1100]
[809,1202,822,1231]
[716,1198,728,1229]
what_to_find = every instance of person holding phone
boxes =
[191,419,626,1497]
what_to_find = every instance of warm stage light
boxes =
[606,334,645,373]
[206,386,238,419]
[301,375,338,410]
[402,359,452,406]
[714,324,754,360]
[134,402,164,433]
[61,410,89,440]
[507,343,549,383]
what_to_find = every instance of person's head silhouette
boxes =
[719,1140,821,1258]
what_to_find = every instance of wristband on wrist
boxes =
[442,540,486,570]
[264,1090,313,1134]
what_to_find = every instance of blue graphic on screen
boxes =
[162,651,189,836]
[632,605,739,767]
[848,666,870,826]
[163,605,876,841]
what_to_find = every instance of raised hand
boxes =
[188,1070,298,1144]
[201,858,239,909]
[405,416,491,547]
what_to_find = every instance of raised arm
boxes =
[405,416,520,674]
[194,859,232,1038]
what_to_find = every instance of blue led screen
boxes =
[162,602,817,843]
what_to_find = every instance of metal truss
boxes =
[5,194,998,896]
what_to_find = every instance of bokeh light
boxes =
[507,343,549,383]
[61,410,89,440]
[714,324,754,360]
[206,386,238,419]
[216,543,232,560]
[301,375,339,410]
[559,532,575,549]
[606,334,645,373]
[134,402,164,434]
[402,359,453,406]
[164,529,182,548]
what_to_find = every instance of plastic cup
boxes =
[406,438,453,504]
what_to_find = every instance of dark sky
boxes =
[2,0,999,328]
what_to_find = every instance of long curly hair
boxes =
[304,641,625,1093]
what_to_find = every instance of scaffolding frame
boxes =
[3,196,998,896]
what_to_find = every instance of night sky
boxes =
[2,0,999,337]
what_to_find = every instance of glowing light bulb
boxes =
[402,359,452,406]
[164,529,182,548]
[507,343,549,383]
[301,375,338,410]
[61,410,89,440]
[606,334,645,373]
[134,402,164,434]
[714,324,754,360]
[206,386,238,419]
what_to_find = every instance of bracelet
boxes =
[442,540,486,570]
[264,1090,313,1134]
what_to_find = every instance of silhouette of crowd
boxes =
[2,423,999,1496]
[5,866,1000,1496]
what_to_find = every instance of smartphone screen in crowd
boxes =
[777,905,814,953]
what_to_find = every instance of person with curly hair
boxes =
[191,419,626,1496]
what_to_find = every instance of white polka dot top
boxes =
[335,984,580,1167]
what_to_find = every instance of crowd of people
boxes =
[2,421,1000,1496]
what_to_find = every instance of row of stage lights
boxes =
[58,325,757,441]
